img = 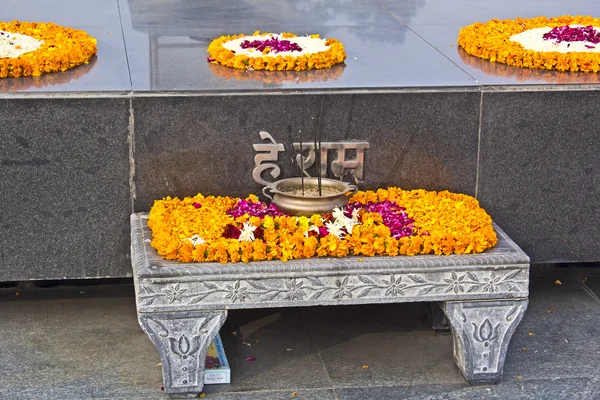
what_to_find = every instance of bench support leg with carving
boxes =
[442,299,528,385]
[139,310,227,399]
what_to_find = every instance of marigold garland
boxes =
[207,31,346,71]
[0,21,97,78]
[457,47,600,84]
[458,15,600,72]
[148,188,498,264]
[208,62,345,84]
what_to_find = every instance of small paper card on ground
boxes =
[204,333,230,384]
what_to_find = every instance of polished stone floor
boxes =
[1,264,599,399]
[3,0,600,92]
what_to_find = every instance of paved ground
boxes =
[1,264,599,400]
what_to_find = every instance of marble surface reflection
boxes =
[120,0,475,91]
[0,56,98,92]
[3,0,600,92]
[1,0,130,92]
[380,0,600,85]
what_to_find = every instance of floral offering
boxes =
[148,188,498,264]
[458,15,600,72]
[0,21,97,78]
[207,31,346,71]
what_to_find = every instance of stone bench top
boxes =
[131,213,529,279]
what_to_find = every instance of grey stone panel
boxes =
[203,310,333,395]
[478,90,600,263]
[132,91,479,211]
[336,377,596,400]
[0,98,132,281]
[504,265,600,381]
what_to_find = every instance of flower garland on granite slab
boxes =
[458,16,600,72]
[0,21,97,78]
[207,31,346,71]
[148,188,498,264]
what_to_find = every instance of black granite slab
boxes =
[2,0,131,92]
[132,90,479,211]
[4,0,600,92]
[477,91,600,263]
[119,0,476,91]
[380,0,600,86]
[0,98,132,281]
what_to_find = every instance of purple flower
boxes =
[318,226,329,237]
[345,200,418,238]
[542,25,600,45]
[240,36,303,53]
[227,199,284,218]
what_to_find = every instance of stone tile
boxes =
[0,98,132,280]
[204,308,331,394]
[123,0,402,29]
[0,285,163,400]
[1,0,130,92]
[380,0,600,86]
[119,0,474,91]
[477,91,600,263]
[576,266,600,301]
[336,377,595,399]
[133,91,479,211]
[305,303,465,388]
[503,266,600,380]
[205,389,336,400]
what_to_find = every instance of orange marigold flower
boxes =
[0,21,97,79]
[458,15,600,73]
[148,188,497,263]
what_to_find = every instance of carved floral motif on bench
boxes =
[138,269,527,307]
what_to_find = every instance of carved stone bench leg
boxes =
[139,311,227,399]
[442,299,528,385]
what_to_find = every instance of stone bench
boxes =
[130,213,530,398]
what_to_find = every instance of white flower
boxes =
[341,217,359,234]
[183,234,205,246]
[325,220,346,240]
[239,222,257,242]
[331,207,360,234]
[331,207,346,221]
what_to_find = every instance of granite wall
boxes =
[1,89,598,281]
